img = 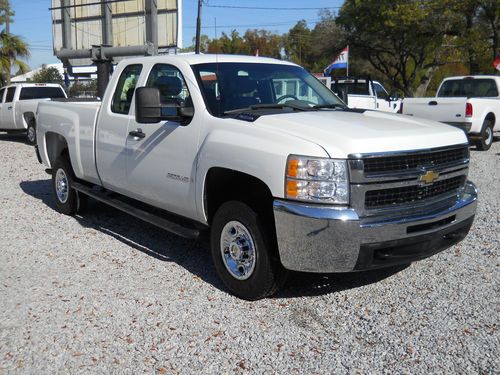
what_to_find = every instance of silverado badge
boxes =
[419,170,439,185]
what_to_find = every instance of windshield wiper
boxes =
[312,103,346,110]
[224,102,309,115]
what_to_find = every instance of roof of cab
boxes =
[115,54,298,67]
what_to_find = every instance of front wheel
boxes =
[476,120,494,151]
[210,201,287,300]
[26,119,36,145]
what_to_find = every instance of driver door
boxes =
[125,63,200,218]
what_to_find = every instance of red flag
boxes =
[493,54,500,71]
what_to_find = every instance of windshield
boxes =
[437,79,499,98]
[191,62,345,117]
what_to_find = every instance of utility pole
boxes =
[195,0,202,54]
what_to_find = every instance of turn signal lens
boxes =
[287,159,299,178]
[286,180,298,197]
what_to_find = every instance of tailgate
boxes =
[403,98,466,123]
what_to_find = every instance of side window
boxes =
[5,87,16,103]
[111,64,142,114]
[0,88,5,103]
[373,83,389,100]
[146,64,192,106]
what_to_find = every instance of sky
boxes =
[8,0,343,70]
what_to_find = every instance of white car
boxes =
[35,55,477,300]
[0,83,67,144]
[402,75,500,150]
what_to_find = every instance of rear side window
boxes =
[19,87,66,100]
[0,88,5,103]
[438,79,499,97]
[111,64,142,114]
[5,87,16,103]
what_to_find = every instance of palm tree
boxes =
[0,30,29,85]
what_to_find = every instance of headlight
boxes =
[285,155,349,204]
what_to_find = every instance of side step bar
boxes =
[72,182,202,239]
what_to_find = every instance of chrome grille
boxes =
[348,145,470,217]
[363,147,468,174]
[365,176,466,208]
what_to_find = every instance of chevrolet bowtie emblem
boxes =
[419,170,439,184]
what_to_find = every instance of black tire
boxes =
[476,120,494,151]
[26,119,36,146]
[210,201,287,300]
[51,155,82,215]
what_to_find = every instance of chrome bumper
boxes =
[273,181,477,273]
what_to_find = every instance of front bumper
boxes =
[273,181,477,273]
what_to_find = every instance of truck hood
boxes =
[253,110,467,158]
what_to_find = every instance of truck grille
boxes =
[365,175,465,208]
[363,146,468,174]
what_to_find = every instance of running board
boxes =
[72,182,202,239]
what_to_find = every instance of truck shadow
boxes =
[0,132,27,144]
[20,178,409,299]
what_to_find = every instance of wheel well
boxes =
[45,132,69,166]
[485,112,495,126]
[23,112,36,127]
[205,168,275,225]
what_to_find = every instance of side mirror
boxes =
[135,87,194,125]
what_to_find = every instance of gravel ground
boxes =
[0,133,498,374]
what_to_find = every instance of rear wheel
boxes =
[210,201,287,300]
[476,120,494,151]
[51,156,85,215]
[26,119,36,145]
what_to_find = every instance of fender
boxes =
[194,122,328,223]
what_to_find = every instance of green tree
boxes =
[207,29,282,58]
[0,30,29,85]
[283,20,314,69]
[31,66,63,85]
[337,0,457,96]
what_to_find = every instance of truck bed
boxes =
[37,100,102,185]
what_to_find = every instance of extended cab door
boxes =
[125,63,200,218]
[95,63,143,193]
[1,87,17,129]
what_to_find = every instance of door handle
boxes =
[129,129,145,139]
[8,106,12,110]
[428,101,438,106]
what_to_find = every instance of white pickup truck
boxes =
[0,83,67,144]
[35,55,477,300]
[402,76,500,151]
[329,77,402,113]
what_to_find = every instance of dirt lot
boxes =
[0,133,498,374]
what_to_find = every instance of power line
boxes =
[205,4,341,11]
[185,18,322,29]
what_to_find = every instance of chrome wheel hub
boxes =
[220,221,256,280]
[55,168,69,203]
[485,126,493,145]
